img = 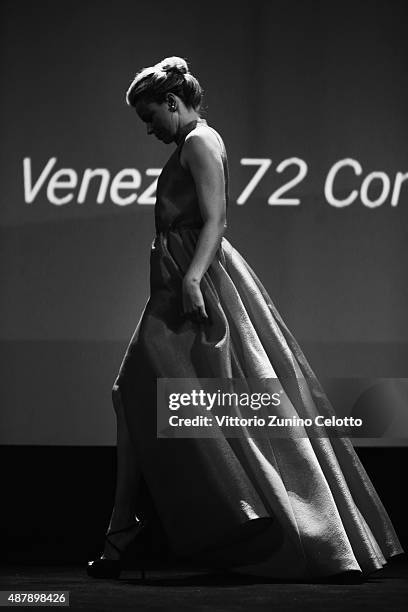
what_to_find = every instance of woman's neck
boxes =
[175,114,204,145]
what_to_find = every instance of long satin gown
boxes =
[114,117,403,579]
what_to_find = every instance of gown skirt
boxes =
[114,226,403,579]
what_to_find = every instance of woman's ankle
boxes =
[102,521,143,560]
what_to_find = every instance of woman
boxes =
[87,56,403,581]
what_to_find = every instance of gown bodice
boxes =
[154,117,229,235]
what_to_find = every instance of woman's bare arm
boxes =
[181,129,227,284]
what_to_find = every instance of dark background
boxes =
[0,0,407,560]
[1,0,408,445]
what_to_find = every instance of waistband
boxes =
[155,224,203,237]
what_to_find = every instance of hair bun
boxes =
[157,56,189,75]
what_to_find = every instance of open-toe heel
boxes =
[87,519,148,580]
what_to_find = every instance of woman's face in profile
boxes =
[135,99,174,143]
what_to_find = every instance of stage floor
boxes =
[1,557,407,611]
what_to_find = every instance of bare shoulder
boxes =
[180,124,224,170]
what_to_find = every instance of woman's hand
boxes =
[182,276,209,323]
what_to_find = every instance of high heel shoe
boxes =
[87,519,147,581]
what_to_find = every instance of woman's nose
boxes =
[146,124,154,135]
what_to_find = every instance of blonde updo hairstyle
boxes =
[125,56,204,113]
